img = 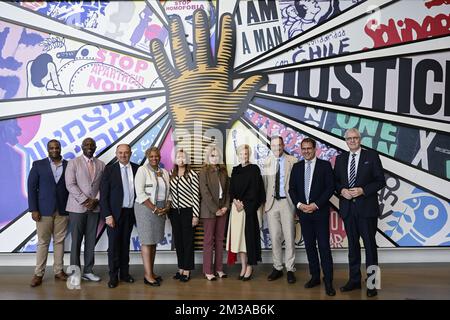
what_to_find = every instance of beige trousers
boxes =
[266,199,296,272]
[34,213,69,277]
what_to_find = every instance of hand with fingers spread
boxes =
[150,10,267,161]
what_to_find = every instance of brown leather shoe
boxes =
[30,275,43,287]
[54,271,68,281]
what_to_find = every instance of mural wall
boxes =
[0,0,449,253]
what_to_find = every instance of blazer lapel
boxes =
[355,150,366,185]
[343,152,350,187]
[44,159,56,185]
[56,160,67,186]
[131,163,138,177]
[299,161,305,199]
[310,159,319,193]
[219,169,226,193]
[115,162,124,193]
[80,156,91,181]
[283,156,290,188]
[93,158,102,181]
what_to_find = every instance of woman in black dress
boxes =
[226,144,265,281]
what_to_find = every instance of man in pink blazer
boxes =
[65,137,105,282]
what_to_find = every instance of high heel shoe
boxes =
[242,267,253,281]
[242,273,253,281]
[144,277,160,287]
[153,275,163,282]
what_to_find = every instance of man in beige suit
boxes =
[65,137,105,282]
[262,136,298,284]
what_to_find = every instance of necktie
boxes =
[304,160,311,204]
[349,153,356,188]
[275,158,280,199]
[123,166,132,207]
[88,159,95,181]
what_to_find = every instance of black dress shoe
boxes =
[287,271,296,284]
[340,281,362,292]
[367,288,378,297]
[144,277,160,287]
[304,278,321,288]
[267,268,283,281]
[173,272,182,280]
[325,283,336,296]
[108,277,118,288]
[120,275,135,283]
[179,273,190,282]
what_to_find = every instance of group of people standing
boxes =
[27,127,385,298]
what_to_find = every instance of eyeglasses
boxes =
[345,137,360,141]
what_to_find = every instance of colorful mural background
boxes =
[0,0,449,253]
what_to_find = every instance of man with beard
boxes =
[65,137,105,282]
[28,139,69,287]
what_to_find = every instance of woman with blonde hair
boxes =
[227,144,265,281]
[134,146,171,286]
[168,148,200,282]
[199,145,230,281]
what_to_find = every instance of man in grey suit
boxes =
[65,137,105,281]
[262,136,298,284]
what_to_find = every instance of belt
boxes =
[275,196,286,200]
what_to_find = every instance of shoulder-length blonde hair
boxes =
[203,145,227,172]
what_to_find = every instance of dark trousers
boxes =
[343,204,378,283]
[300,212,333,283]
[69,211,99,273]
[106,208,135,279]
[169,207,194,270]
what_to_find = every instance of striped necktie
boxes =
[349,153,356,188]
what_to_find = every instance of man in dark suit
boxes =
[289,137,336,296]
[334,128,386,297]
[28,139,69,287]
[100,144,138,288]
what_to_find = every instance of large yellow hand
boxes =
[150,10,267,165]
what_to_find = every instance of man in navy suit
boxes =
[28,139,69,287]
[100,144,139,288]
[334,128,386,297]
[289,137,336,296]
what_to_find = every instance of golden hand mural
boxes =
[150,10,267,165]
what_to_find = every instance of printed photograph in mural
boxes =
[0,0,449,253]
